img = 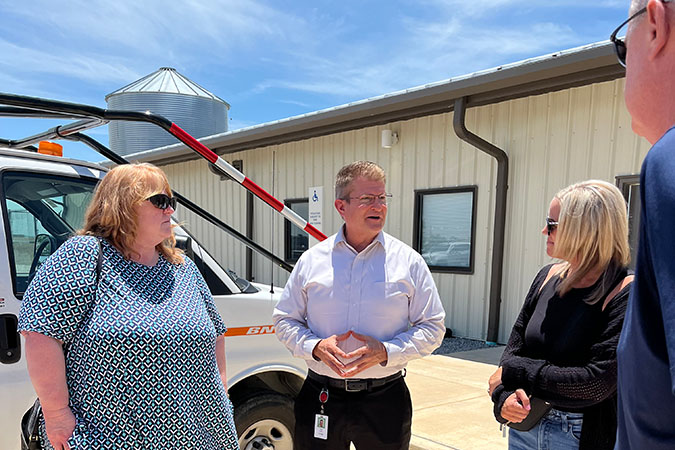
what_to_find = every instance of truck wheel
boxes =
[235,392,294,450]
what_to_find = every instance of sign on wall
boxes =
[308,186,323,247]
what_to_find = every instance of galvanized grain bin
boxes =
[106,67,229,156]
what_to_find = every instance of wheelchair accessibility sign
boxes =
[308,186,323,246]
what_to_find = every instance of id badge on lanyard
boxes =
[314,387,329,440]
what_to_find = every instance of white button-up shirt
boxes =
[273,227,446,379]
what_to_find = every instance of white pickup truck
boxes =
[0,147,304,450]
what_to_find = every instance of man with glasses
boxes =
[610,1,675,448]
[273,160,445,450]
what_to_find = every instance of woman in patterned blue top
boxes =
[19,163,239,450]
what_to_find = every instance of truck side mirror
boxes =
[175,235,195,262]
[33,234,54,258]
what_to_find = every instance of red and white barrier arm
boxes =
[169,123,328,242]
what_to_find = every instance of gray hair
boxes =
[631,0,673,15]
[629,0,647,16]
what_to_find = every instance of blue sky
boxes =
[0,0,630,161]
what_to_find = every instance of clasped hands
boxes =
[312,330,387,378]
[488,366,531,423]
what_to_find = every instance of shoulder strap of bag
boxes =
[602,274,634,311]
[95,237,103,284]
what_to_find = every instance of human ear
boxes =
[335,198,345,218]
[646,0,671,61]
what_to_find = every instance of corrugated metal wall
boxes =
[162,77,651,343]
[108,93,228,155]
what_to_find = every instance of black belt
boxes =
[307,370,403,392]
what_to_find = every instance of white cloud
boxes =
[228,118,260,131]
[0,39,140,87]
[251,15,580,100]
[1,0,307,58]
[413,0,523,18]
[278,99,312,108]
[0,0,318,95]
[0,71,42,96]
[0,0,628,126]
[416,0,626,15]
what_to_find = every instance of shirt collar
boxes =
[334,225,385,252]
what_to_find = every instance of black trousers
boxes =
[293,374,412,450]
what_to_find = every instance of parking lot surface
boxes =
[407,347,508,450]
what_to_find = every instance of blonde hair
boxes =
[79,163,184,265]
[335,161,386,200]
[552,180,630,302]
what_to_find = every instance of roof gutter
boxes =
[453,96,508,344]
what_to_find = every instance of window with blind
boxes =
[413,186,477,274]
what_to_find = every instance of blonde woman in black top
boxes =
[488,180,632,450]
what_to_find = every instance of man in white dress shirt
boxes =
[273,161,446,450]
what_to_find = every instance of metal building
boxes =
[126,42,649,343]
[106,67,229,155]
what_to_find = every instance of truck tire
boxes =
[235,392,294,450]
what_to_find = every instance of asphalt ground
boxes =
[433,337,497,355]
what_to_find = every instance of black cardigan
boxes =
[492,264,630,449]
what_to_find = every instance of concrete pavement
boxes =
[406,346,508,450]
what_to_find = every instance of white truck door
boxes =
[0,171,99,450]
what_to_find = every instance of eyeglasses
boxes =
[610,0,672,67]
[343,193,393,206]
[147,193,177,210]
[546,217,559,236]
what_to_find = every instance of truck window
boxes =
[2,172,237,297]
[5,199,51,292]
[1,173,97,297]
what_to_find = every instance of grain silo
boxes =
[106,67,229,155]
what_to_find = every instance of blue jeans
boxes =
[508,408,583,450]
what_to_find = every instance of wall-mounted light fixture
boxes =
[381,129,399,148]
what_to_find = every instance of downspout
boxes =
[452,97,508,344]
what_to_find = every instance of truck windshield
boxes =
[2,172,98,296]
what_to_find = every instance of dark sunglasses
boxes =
[610,1,672,67]
[546,217,559,236]
[147,193,177,210]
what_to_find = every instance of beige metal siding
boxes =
[496,79,649,343]
[160,77,650,342]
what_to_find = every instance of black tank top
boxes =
[524,267,628,366]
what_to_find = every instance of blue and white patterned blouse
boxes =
[19,235,239,450]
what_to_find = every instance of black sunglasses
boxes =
[147,193,177,210]
[610,1,673,67]
[546,217,559,236]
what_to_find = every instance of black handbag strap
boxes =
[95,237,103,283]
